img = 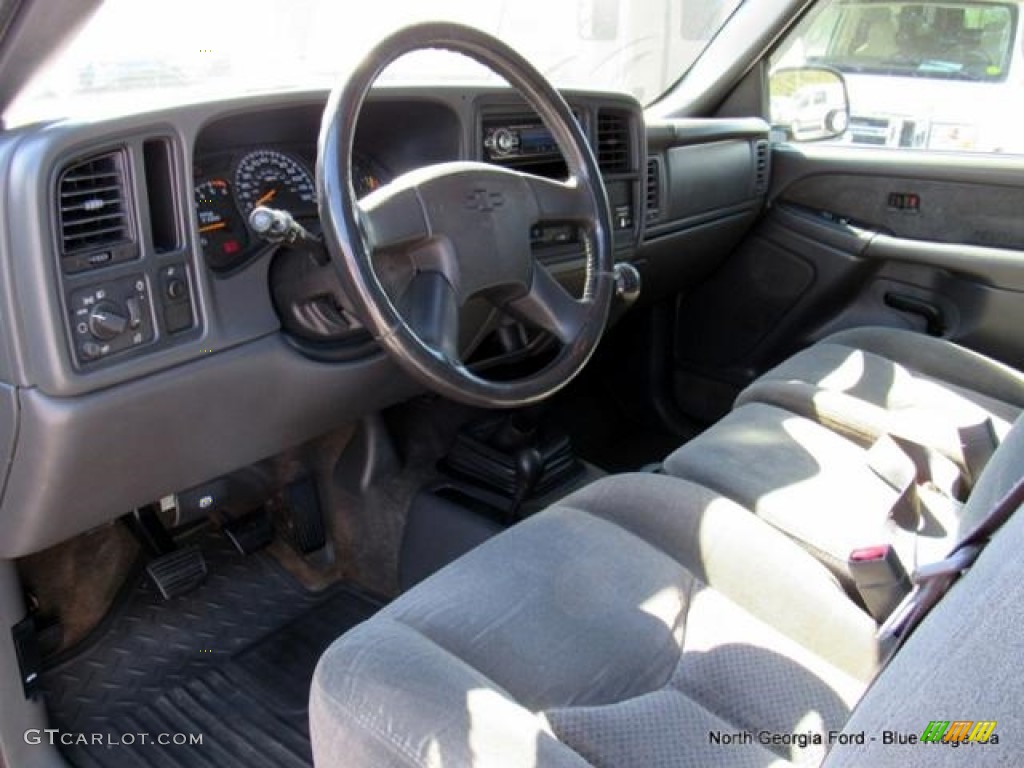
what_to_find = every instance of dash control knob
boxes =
[88,301,129,341]
[491,128,519,155]
[166,278,187,301]
[613,262,642,305]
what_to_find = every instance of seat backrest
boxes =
[957,413,1024,535]
[823,416,1024,766]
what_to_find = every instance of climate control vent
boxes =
[645,157,661,221]
[57,150,136,272]
[596,110,631,174]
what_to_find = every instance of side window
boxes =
[772,0,1022,154]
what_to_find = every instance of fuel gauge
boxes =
[195,178,248,271]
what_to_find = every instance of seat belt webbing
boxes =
[877,471,1024,662]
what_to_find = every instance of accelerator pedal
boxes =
[282,477,327,554]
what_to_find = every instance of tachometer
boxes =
[195,178,248,271]
[234,149,316,216]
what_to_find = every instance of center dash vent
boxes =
[645,157,661,221]
[57,150,137,272]
[596,110,631,174]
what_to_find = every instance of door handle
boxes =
[884,292,945,336]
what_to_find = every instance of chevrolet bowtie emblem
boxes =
[465,188,504,212]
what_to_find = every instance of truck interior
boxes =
[0,0,1022,766]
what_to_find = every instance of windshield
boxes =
[803,1,1018,81]
[6,0,744,126]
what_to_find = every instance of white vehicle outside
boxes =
[776,0,1024,153]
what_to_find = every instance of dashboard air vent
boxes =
[645,157,661,221]
[57,150,135,270]
[596,110,631,174]
[753,139,770,194]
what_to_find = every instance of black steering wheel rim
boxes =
[317,22,615,408]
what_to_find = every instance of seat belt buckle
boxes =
[848,544,911,622]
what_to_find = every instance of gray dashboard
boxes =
[0,85,646,556]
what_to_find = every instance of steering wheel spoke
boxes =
[504,263,588,345]
[401,270,461,362]
[523,174,592,224]
[358,186,430,252]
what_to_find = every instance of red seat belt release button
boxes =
[848,544,911,622]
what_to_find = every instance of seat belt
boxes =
[959,418,1000,488]
[877,471,1024,663]
[866,433,921,529]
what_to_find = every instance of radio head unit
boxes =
[480,113,576,178]
[483,121,560,161]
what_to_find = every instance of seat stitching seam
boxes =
[317,680,426,767]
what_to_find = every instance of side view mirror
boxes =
[769,66,850,142]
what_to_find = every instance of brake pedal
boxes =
[145,546,207,600]
[223,509,273,555]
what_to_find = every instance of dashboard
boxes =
[0,86,648,557]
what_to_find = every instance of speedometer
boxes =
[233,149,316,216]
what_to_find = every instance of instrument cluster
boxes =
[193,147,388,272]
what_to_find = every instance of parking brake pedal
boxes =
[145,546,207,600]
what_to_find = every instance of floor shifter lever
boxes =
[509,447,544,522]
[441,412,584,517]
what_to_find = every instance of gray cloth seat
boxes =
[736,327,1024,484]
[662,402,960,583]
[311,474,878,768]
[311,420,1024,767]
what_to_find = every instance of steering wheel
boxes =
[317,23,615,409]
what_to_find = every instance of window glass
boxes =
[773,0,1022,153]
[6,0,745,126]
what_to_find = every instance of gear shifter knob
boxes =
[509,447,544,521]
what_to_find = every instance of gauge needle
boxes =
[199,221,227,233]
[253,188,277,207]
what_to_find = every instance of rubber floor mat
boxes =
[41,529,380,768]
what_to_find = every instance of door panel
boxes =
[668,143,1024,423]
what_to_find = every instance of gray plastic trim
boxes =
[773,201,1024,291]
[1,334,418,558]
[771,144,1024,200]
[646,117,769,150]
[866,235,1024,292]
[0,383,17,505]
[0,560,69,768]
[771,204,875,256]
